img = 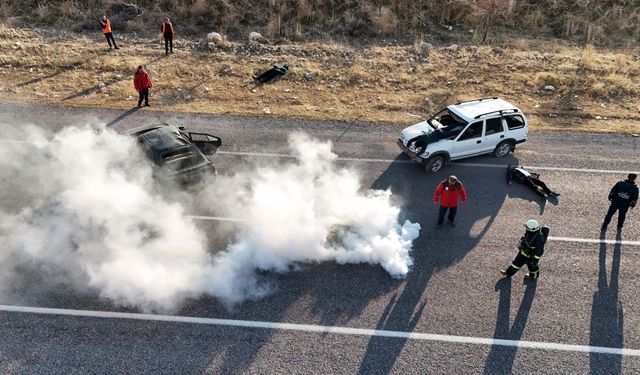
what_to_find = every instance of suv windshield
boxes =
[427,108,467,130]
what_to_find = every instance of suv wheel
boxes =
[494,141,513,158]
[424,156,445,173]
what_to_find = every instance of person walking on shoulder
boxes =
[133,65,152,108]
[601,173,638,231]
[161,17,174,55]
[99,15,119,50]
[433,175,467,227]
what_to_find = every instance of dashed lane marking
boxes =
[187,215,640,246]
[1,138,636,174]
[1,304,639,357]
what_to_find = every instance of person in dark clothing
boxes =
[133,65,152,107]
[507,164,559,198]
[254,64,288,84]
[99,15,119,50]
[601,173,638,231]
[501,220,549,279]
[161,18,174,55]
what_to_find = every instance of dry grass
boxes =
[0,27,639,133]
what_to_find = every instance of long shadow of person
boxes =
[105,107,139,127]
[357,154,515,374]
[589,230,623,374]
[483,278,537,374]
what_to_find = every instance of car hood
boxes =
[400,120,435,145]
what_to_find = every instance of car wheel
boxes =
[424,156,445,173]
[494,141,513,158]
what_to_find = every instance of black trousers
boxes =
[164,35,173,53]
[526,176,552,197]
[137,88,149,106]
[602,203,630,229]
[437,205,457,225]
[505,251,540,278]
[104,33,117,48]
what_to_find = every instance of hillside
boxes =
[0,1,639,133]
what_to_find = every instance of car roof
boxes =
[448,98,520,122]
[133,123,192,155]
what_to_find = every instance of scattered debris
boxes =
[263,107,271,114]
[543,85,556,92]
[254,64,288,84]
[98,82,106,89]
[249,31,269,45]
[206,32,224,45]
[304,72,316,81]
[595,115,602,120]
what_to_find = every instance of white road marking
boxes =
[0,138,637,174]
[219,150,637,174]
[188,214,640,246]
[549,236,640,246]
[0,304,638,357]
[186,215,245,223]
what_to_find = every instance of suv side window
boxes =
[505,115,525,130]
[457,122,483,141]
[485,118,504,135]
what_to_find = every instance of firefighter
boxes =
[601,173,638,231]
[161,17,174,55]
[99,15,119,50]
[500,220,549,280]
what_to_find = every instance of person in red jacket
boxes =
[433,175,467,227]
[133,65,152,108]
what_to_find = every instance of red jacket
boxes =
[433,179,467,207]
[133,71,152,92]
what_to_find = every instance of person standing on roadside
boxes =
[601,173,638,231]
[133,65,152,108]
[433,175,467,227]
[99,15,119,50]
[161,17,174,55]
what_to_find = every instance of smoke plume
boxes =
[0,125,420,312]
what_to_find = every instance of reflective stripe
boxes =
[533,255,541,260]
[519,250,528,257]
[511,263,522,269]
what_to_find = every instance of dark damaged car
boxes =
[127,123,222,186]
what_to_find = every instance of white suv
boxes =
[397,97,528,173]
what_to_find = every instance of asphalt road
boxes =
[1,102,640,374]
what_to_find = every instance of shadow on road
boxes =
[357,153,518,374]
[589,230,623,374]
[483,278,537,375]
[105,107,139,127]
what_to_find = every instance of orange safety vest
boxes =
[161,21,174,36]
[100,19,111,34]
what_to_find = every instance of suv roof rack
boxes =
[454,97,498,105]
[474,108,519,119]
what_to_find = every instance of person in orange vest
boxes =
[99,15,119,50]
[133,65,153,107]
[160,17,174,55]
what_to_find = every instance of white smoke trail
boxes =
[0,125,420,311]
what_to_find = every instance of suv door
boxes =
[482,117,506,153]
[188,132,222,155]
[451,121,484,159]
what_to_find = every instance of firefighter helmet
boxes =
[525,219,540,231]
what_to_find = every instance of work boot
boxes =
[524,273,537,280]
[499,269,509,277]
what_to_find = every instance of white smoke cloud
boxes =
[0,125,420,312]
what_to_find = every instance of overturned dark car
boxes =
[127,123,222,186]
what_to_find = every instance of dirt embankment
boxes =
[0,25,639,133]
